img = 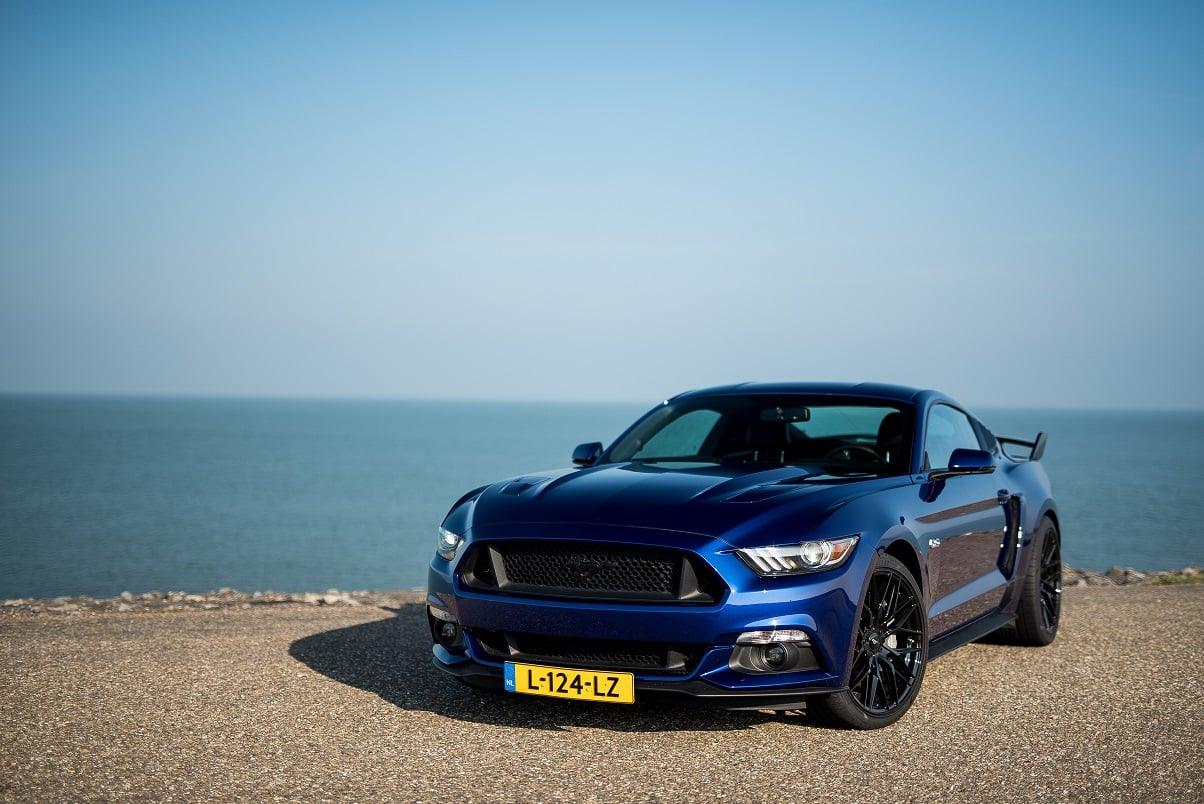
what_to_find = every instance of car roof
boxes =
[671,382,945,408]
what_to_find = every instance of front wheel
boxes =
[1014,518,1061,645]
[809,553,928,729]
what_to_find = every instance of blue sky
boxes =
[2,2,1202,409]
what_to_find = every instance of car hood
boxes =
[463,461,909,547]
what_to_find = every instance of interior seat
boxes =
[876,412,904,470]
[743,420,788,463]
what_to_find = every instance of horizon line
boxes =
[2,388,1202,415]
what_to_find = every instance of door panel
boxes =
[914,473,1008,637]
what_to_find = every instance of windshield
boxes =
[605,395,914,476]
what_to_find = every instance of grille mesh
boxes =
[473,630,702,674]
[501,544,677,594]
[459,540,725,605]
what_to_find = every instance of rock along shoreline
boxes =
[0,587,426,616]
[1,563,1200,617]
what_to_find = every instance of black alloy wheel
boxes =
[850,562,926,714]
[1038,524,1062,630]
[1015,518,1061,645]
[809,554,928,729]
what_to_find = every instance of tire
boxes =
[1014,517,1061,646]
[809,553,928,729]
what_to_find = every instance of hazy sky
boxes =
[2,2,1202,409]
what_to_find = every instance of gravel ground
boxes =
[2,585,1201,802]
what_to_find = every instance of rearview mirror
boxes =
[929,448,996,481]
[760,406,810,423]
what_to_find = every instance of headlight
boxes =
[437,527,462,560]
[736,535,859,576]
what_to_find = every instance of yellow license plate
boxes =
[504,662,635,704]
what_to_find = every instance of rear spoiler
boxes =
[998,432,1047,461]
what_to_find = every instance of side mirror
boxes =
[929,448,996,481]
[572,442,604,466]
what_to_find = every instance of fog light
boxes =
[729,629,820,674]
[763,643,788,669]
[428,606,465,651]
[433,618,462,649]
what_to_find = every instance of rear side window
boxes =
[924,404,983,470]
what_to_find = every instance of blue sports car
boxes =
[426,383,1060,728]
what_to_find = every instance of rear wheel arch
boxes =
[1040,509,1060,540]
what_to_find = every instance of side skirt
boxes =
[929,611,1015,661]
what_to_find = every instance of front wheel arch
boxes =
[883,539,923,594]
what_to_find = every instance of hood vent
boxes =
[499,477,551,496]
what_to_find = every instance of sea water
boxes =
[1,395,1201,599]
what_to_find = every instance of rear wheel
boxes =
[809,554,928,729]
[1014,517,1061,645]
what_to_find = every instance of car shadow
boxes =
[288,602,781,733]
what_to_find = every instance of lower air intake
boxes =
[473,629,704,675]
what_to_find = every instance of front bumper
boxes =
[431,643,847,710]
[426,532,867,709]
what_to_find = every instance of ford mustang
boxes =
[426,383,1061,728]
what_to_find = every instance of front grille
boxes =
[459,541,725,605]
[504,543,675,594]
[473,629,705,675]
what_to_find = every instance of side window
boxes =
[632,409,721,459]
[924,404,983,470]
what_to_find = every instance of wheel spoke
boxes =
[882,654,914,691]
[1038,531,1062,630]
[884,599,917,631]
[881,577,901,622]
[849,660,872,691]
[865,661,881,709]
[879,654,901,687]
[883,643,922,661]
[864,582,882,617]
[1040,585,1060,629]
